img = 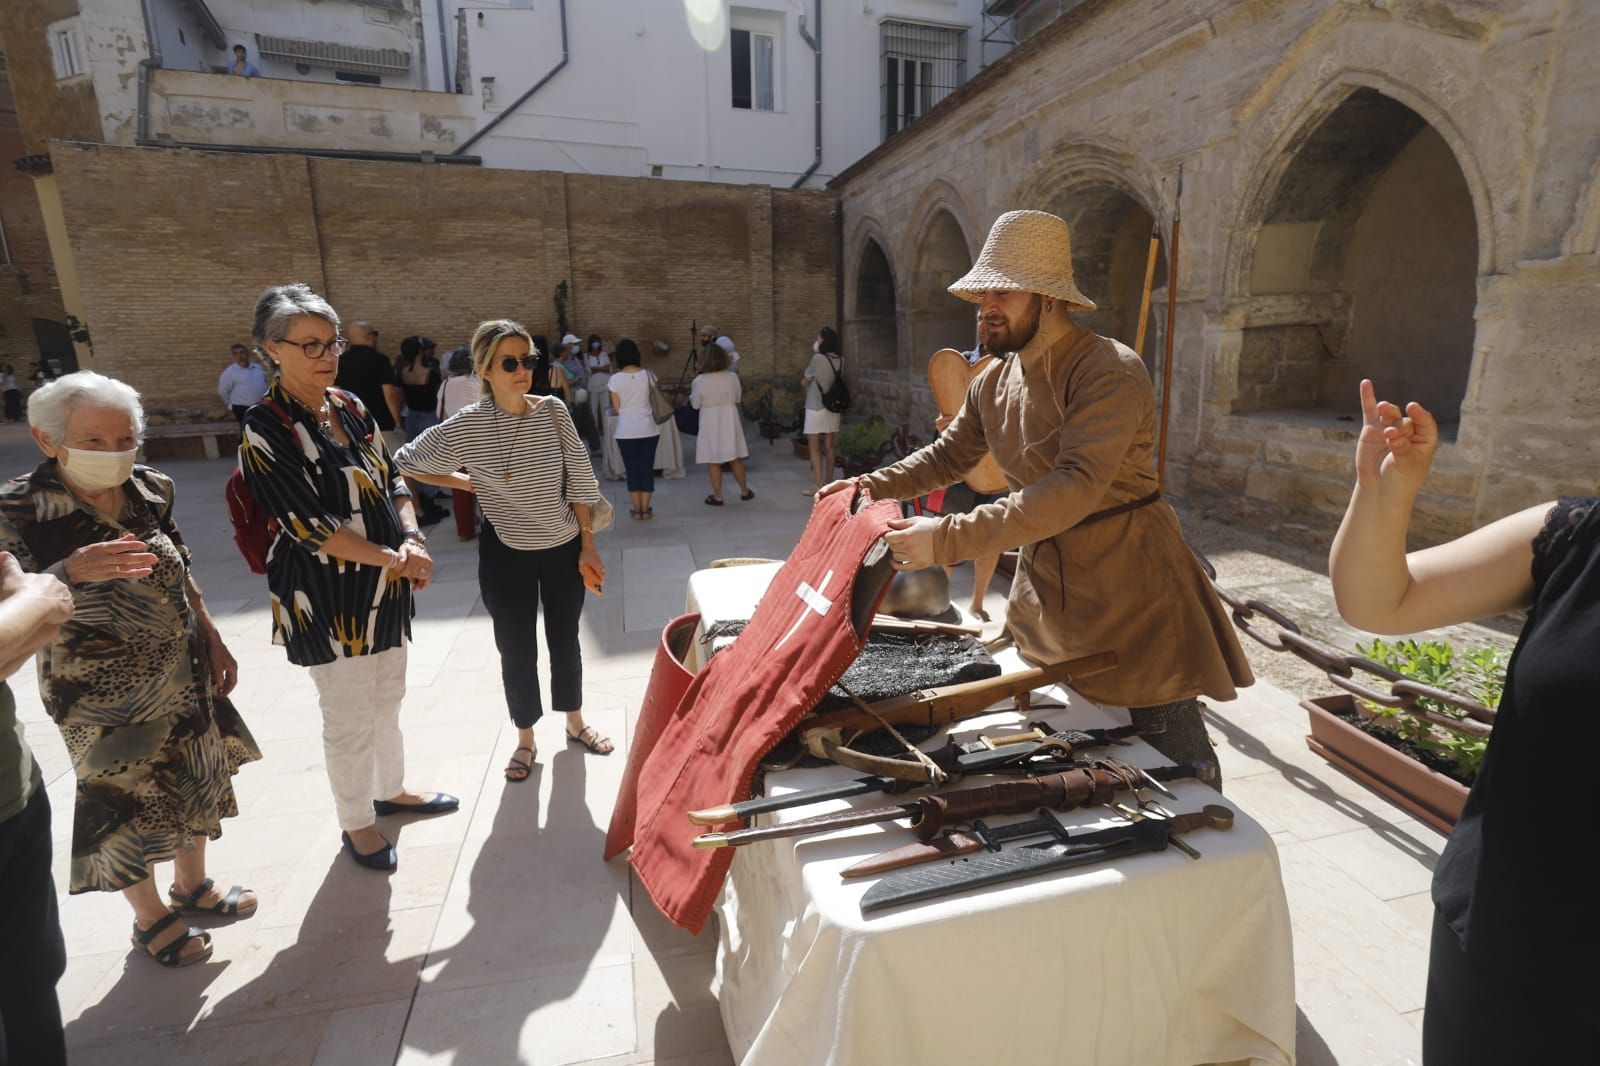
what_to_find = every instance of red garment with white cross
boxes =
[628,486,900,933]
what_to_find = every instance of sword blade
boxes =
[859,825,1168,915]
[692,800,915,848]
[841,816,1148,879]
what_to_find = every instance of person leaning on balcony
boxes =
[0,371,263,969]
[239,283,457,874]
[818,210,1252,788]
[228,44,260,78]
[1328,381,1597,1063]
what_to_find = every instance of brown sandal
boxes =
[566,726,614,755]
[505,745,536,782]
[132,911,213,968]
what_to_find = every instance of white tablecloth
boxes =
[603,411,686,480]
[682,566,1296,1066]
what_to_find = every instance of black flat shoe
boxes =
[372,793,460,816]
[342,831,397,871]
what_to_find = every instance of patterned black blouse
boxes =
[1432,496,1598,1015]
[238,383,413,667]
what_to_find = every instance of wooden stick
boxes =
[1156,163,1184,488]
[1133,197,1162,356]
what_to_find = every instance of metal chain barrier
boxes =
[1192,551,1495,738]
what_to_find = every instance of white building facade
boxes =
[49,0,1014,187]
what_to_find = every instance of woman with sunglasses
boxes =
[395,320,611,779]
[239,283,456,872]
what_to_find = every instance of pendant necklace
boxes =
[492,398,531,483]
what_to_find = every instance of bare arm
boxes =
[383,383,405,427]
[0,553,74,678]
[1330,379,1542,633]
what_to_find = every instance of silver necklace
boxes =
[492,399,531,483]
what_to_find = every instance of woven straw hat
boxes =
[947,209,1096,311]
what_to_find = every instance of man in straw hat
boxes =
[820,209,1251,786]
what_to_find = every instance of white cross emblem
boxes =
[773,570,835,651]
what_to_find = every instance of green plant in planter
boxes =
[836,419,892,473]
[1355,638,1504,779]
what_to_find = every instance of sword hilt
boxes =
[909,768,1112,840]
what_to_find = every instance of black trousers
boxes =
[478,522,586,728]
[3,390,21,423]
[1423,912,1596,1064]
[0,788,67,1066]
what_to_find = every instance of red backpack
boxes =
[225,396,295,574]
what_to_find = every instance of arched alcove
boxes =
[849,236,900,372]
[906,208,974,375]
[1047,184,1167,364]
[1235,88,1478,429]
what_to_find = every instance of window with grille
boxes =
[731,10,781,112]
[881,21,966,141]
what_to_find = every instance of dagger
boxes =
[857,804,1235,915]
[688,724,1140,826]
[691,763,1196,850]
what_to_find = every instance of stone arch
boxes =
[1009,142,1172,362]
[904,205,976,377]
[845,217,902,375]
[1226,85,1481,429]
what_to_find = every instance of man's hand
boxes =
[884,516,941,571]
[815,478,857,500]
[394,541,434,590]
[1355,378,1438,495]
[63,534,157,584]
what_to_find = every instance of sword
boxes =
[691,763,1197,850]
[841,787,1201,879]
[858,804,1234,915]
[688,724,1140,826]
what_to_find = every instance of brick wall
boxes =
[47,143,838,419]
[0,59,71,376]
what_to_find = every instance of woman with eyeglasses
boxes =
[239,283,457,872]
[395,320,611,780]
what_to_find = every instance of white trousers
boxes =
[307,646,408,831]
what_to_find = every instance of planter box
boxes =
[1301,693,1470,835]
[792,437,810,460]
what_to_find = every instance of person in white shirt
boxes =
[583,334,612,447]
[217,344,268,424]
[608,339,661,520]
[690,343,753,505]
[434,348,481,541]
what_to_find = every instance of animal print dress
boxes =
[0,462,260,894]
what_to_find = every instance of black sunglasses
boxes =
[499,355,539,372]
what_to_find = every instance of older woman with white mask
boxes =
[0,372,261,968]
[239,283,456,874]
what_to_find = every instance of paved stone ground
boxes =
[1,417,1512,1065]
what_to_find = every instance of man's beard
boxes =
[981,296,1042,356]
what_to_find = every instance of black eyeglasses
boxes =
[499,355,539,372]
[279,337,348,361]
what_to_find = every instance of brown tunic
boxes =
[861,324,1252,707]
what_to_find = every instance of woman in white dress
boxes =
[801,326,844,493]
[690,342,753,506]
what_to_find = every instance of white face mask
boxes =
[59,447,137,491]
[813,340,821,353]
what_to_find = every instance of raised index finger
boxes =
[1358,379,1379,427]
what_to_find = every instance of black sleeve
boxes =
[1531,496,1598,595]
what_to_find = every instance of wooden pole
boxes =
[1156,163,1183,488]
[1132,184,1163,356]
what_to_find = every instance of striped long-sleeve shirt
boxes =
[395,395,601,550]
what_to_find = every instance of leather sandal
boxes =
[704,495,724,506]
[168,877,257,920]
[505,745,536,782]
[566,725,614,755]
[131,911,213,968]
[740,489,755,501]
